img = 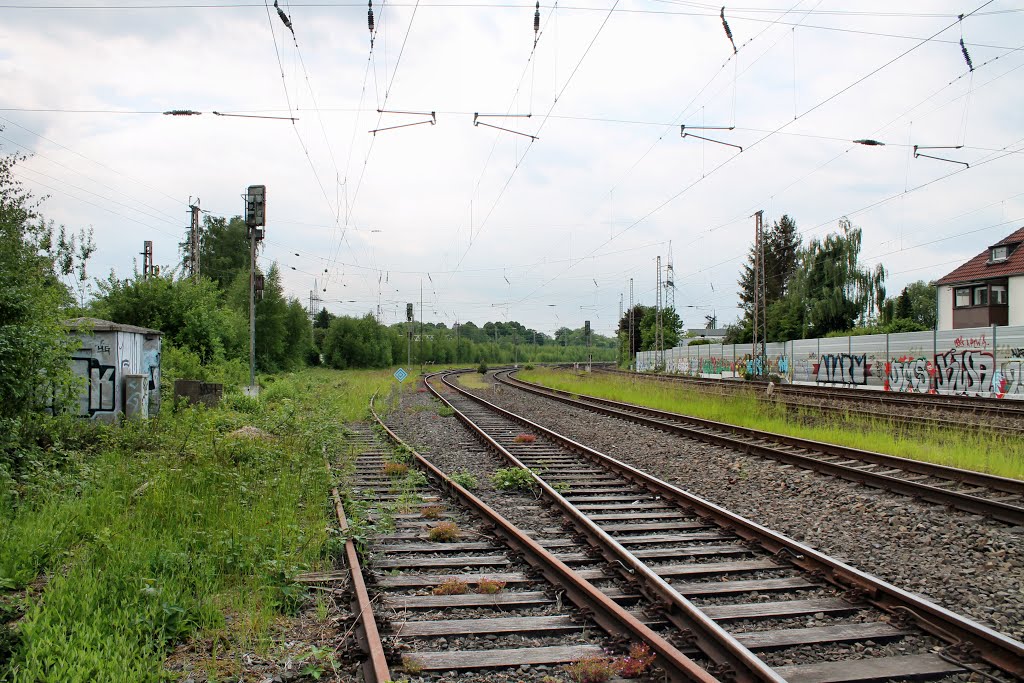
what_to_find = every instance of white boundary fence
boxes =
[635,324,1024,399]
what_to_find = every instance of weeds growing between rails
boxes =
[520,368,1024,480]
[0,367,403,682]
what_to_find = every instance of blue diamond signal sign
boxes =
[394,367,408,383]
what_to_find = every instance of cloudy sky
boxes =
[2,0,1023,336]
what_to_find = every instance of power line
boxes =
[444,0,620,285]
[514,0,1000,306]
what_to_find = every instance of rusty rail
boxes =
[498,369,1024,525]
[441,370,1024,678]
[327,466,392,682]
[369,388,721,683]
[423,374,785,682]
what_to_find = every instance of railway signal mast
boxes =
[245,185,266,393]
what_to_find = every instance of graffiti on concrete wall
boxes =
[885,356,936,394]
[636,327,1024,399]
[813,354,871,385]
[934,349,994,395]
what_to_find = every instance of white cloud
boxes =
[2,0,1023,335]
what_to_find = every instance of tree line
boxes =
[313,310,617,369]
[725,214,935,344]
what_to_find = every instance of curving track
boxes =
[422,369,1024,682]
[496,369,1024,525]
[595,367,1024,428]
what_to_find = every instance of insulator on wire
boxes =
[368,0,375,46]
[959,37,974,72]
[273,0,295,37]
[720,6,737,54]
[533,1,540,46]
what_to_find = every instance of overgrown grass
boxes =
[0,367,403,682]
[456,372,488,390]
[519,368,1024,480]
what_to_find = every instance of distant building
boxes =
[64,317,162,421]
[935,227,1024,330]
[686,328,727,341]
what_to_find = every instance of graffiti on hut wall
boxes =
[71,356,117,416]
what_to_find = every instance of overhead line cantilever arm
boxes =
[913,144,969,167]
[369,111,436,135]
[682,131,742,152]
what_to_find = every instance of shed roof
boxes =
[63,317,163,336]
[935,226,1024,285]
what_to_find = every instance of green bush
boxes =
[450,471,478,489]
[477,362,488,374]
[492,467,536,492]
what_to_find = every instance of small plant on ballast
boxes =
[401,656,424,675]
[383,461,408,477]
[437,405,455,417]
[476,577,506,594]
[492,467,536,492]
[615,642,656,678]
[432,578,470,595]
[564,654,617,683]
[427,521,460,542]
[513,433,536,443]
[451,471,478,489]
[420,504,444,519]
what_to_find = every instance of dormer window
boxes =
[991,246,1009,262]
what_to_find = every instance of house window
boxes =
[955,288,971,307]
[974,286,989,306]
[991,246,1009,262]
[992,285,1008,305]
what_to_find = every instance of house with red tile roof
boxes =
[935,226,1024,330]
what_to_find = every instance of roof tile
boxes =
[935,226,1024,285]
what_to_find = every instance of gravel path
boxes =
[391,374,1024,644]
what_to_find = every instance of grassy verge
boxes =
[0,367,404,682]
[519,368,1024,480]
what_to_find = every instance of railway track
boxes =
[595,367,1024,424]
[423,369,1024,682]
[332,422,717,682]
[494,369,1024,526]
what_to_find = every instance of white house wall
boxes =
[1009,275,1024,326]
[937,286,953,331]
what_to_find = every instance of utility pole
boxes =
[309,278,322,321]
[752,210,767,376]
[665,241,675,311]
[628,278,634,370]
[141,241,154,278]
[618,293,623,367]
[187,200,201,281]
[245,185,266,392]
[419,280,424,368]
[585,320,591,371]
[655,256,664,370]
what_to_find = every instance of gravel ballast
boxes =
[387,375,1024,644]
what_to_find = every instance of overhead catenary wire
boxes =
[514,0,1000,307]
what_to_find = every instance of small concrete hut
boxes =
[64,317,163,421]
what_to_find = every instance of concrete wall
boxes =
[69,330,161,420]
[636,323,1024,399]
